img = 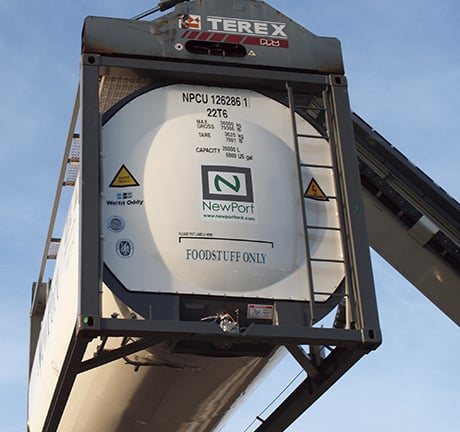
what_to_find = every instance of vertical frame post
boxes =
[328,75,381,342]
[79,54,102,328]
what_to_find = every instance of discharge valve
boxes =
[201,311,240,334]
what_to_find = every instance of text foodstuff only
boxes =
[186,248,267,264]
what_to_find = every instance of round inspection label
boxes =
[116,239,134,258]
[107,215,126,233]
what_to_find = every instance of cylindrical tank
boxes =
[101,84,342,301]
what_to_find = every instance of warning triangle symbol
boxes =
[248,50,257,57]
[304,178,329,201]
[109,165,140,188]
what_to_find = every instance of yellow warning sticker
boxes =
[109,165,140,188]
[304,178,329,201]
[248,50,257,57]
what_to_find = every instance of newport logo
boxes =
[202,165,253,202]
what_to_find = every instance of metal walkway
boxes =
[354,113,460,325]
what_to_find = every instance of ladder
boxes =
[286,82,353,328]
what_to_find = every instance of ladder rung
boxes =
[297,133,328,140]
[306,225,341,231]
[310,258,345,264]
[304,195,337,201]
[299,106,326,112]
[301,163,333,169]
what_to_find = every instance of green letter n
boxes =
[214,174,240,193]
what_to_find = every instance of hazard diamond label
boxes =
[109,165,140,188]
[304,178,329,201]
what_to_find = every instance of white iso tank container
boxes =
[28,84,345,431]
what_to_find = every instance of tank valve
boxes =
[201,311,240,334]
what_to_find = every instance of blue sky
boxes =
[1,1,459,431]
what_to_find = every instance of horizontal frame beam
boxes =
[77,317,370,348]
[85,53,330,94]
